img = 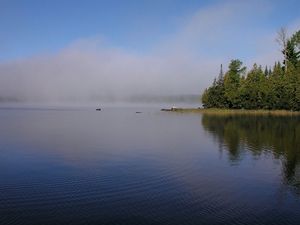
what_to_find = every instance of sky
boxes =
[0,0,299,103]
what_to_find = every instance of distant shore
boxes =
[161,108,300,116]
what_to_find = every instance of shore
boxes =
[161,108,300,116]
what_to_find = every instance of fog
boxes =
[0,42,209,103]
[0,0,296,104]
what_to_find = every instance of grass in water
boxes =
[163,108,300,116]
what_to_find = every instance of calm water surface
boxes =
[0,106,300,225]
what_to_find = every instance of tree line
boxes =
[202,29,300,110]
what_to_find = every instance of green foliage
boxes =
[223,59,246,108]
[239,64,266,109]
[291,30,300,58]
[202,29,300,111]
[202,65,227,108]
[285,40,300,68]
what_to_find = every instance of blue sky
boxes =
[1,0,210,60]
[1,0,299,61]
[0,0,299,102]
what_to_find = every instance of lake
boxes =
[0,106,300,225]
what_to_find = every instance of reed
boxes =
[165,108,300,116]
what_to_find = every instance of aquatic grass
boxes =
[166,108,300,116]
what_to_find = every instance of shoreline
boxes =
[161,108,300,116]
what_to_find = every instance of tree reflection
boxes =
[202,114,300,194]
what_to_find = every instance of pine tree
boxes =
[201,29,300,110]
[264,66,269,77]
[224,59,246,108]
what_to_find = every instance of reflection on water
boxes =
[1,107,300,225]
[202,115,300,195]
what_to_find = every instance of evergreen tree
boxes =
[201,64,227,108]
[240,64,265,109]
[286,40,299,68]
[264,66,269,77]
[201,29,300,111]
[224,59,246,108]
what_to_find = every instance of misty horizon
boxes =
[0,0,299,104]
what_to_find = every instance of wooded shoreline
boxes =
[201,29,300,111]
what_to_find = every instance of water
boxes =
[0,106,300,225]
